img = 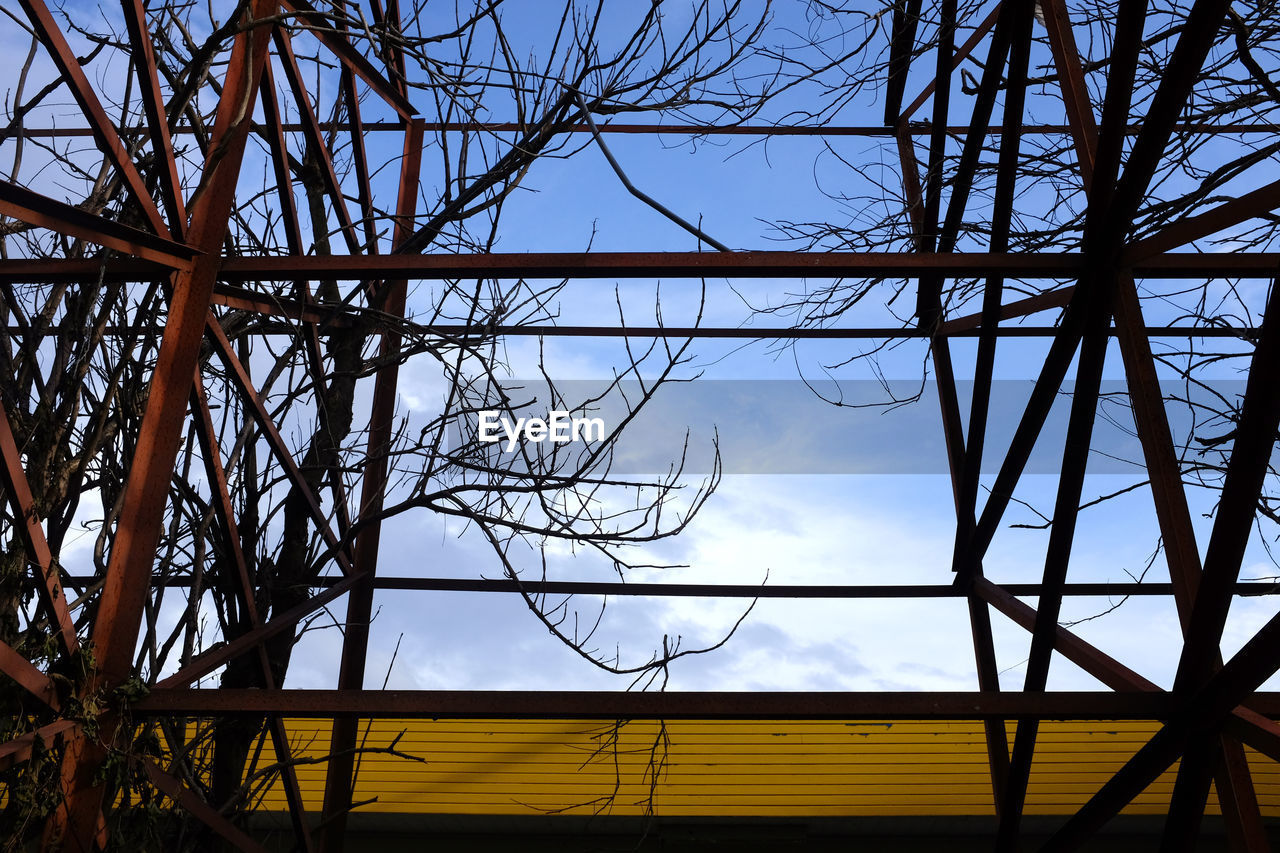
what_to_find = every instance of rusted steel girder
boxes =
[277,0,415,119]
[1043,562,1280,852]
[900,4,1002,123]
[203,317,356,576]
[1000,0,1263,844]
[15,120,1280,140]
[935,6,1016,261]
[258,63,305,256]
[120,0,187,239]
[913,0,1015,343]
[140,760,270,853]
[190,377,317,850]
[181,250,1112,280]
[1041,269,1280,851]
[995,0,1211,841]
[1038,0,1270,846]
[948,0,1034,816]
[1162,290,1280,842]
[883,0,923,124]
[913,0,956,331]
[1124,176,1280,262]
[273,27,364,255]
[1104,0,1241,242]
[2,318,1265,340]
[995,268,1117,849]
[896,74,1011,812]
[0,181,197,269]
[976,577,1280,769]
[255,56,357,542]
[132,688,1280,720]
[15,0,173,239]
[154,572,367,692]
[45,2,280,848]
[1120,275,1270,853]
[937,286,1075,334]
[1123,275,1268,853]
[894,94,1007,805]
[370,0,409,94]
[0,401,78,658]
[339,65,379,252]
[49,575,1280,598]
[948,0,1032,590]
[77,0,277,693]
[0,720,78,773]
[0,639,61,711]
[949,295,1100,589]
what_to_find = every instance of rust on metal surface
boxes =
[132,688,1280,720]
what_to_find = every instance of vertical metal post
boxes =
[318,118,424,852]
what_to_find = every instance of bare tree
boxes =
[754,1,1280,552]
[0,0,781,847]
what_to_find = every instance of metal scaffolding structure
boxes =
[0,0,1278,850]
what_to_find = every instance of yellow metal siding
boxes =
[248,719,1279,817]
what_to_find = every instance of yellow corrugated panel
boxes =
[240,719,1280,818]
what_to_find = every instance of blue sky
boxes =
[337,3,1275,696]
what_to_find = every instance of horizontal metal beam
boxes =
[211,285,339,325]
[11,251,1086,281]
[13,122,1280,140]
[0,323,1264,340]
[5,251,1280,284]
[54,576,1280,599]
[132,689,1280,720]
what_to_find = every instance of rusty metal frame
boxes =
[128,689,1280,720]
[1,0,1279,851]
